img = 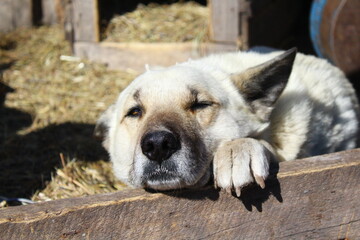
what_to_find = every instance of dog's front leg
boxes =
[213,138,276,197]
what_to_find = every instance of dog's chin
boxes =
[142,169,211,191]
[145,178,184,190]
[142,172,187,190]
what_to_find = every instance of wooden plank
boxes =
[72,0,99,42]
[238,0,251,50]
[209,0,241,44]
[0,0,13,32]
[209,0,305,50]
[12,0,33,28]
[63,0,75,50]
[1,149,360,239]
[73,41,237,71]
[42,0,57,25]
[0,0,32,33]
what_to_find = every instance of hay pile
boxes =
[0,26,134,205]
[103,1,209,43]
[0,1,209,206]
[33,158,126,201]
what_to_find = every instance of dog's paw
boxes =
[213,138,271,197]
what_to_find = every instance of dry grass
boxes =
[32,156,127,202]
[0,2,209,206]
[0,26,134,204]
[1,26,136,129]
[103,1,209,43]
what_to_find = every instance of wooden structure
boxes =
[0,0,64,32]
[1,149,360,239]
[0,0,308,70]
[0,0,33,32]
[65,0,308,72]
[68,0,238,72]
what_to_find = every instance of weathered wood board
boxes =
[0,0,65,32]
[67,0,239,70]
[0,0,32,33]
[71,0,99,42]
[42,0,58,25]
[68,0,310,71]
[74,41,237,71]
[1,149,360,239]
[209,0,241,44]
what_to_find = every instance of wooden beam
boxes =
[73,41,237,71]
[209,0,242,44]
[1,149,360,239]
[238,0,251,50]
[42,0,57,25]
[72,0,99,42]
[63,0,74,50]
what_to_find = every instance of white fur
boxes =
[214,138,270,192]
[181,51,358,160]
[102,50,358,192]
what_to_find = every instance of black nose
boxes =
[141,131,181,163]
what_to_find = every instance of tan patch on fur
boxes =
[231,70,260,95]
[185,87,220,127]
[230,48,296,122]
[141,110,188,134]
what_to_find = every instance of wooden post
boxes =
[209,0,241,45]
[63,0,74,51]
[42,0,57,25]
[71,0,100,42]
[1,149,360,239]
[209,0,251,50]
[238,0,251,50]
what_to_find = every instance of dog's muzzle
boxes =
[140,130,183,189]
[141,130,181,163]
[138,129,209,190]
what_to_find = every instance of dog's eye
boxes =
[190,101,213,111]
[126,106,142,118]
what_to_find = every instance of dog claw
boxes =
[255,175,266,189]
[235,187,241,197]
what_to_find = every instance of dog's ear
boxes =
[231,48,297,121]
[94,104,115,151]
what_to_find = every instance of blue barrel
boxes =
[310,0,328,59]
[309,0,360,75]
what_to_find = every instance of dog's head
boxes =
[95,48,296,190]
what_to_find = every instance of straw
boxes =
[103,2,209,43]
[0,25,135,203]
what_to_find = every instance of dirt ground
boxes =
[0,26,134,205]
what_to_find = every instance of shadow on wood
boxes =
[0,149,359,239]
[154,161,282,213]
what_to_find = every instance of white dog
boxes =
[95,48,358,196]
